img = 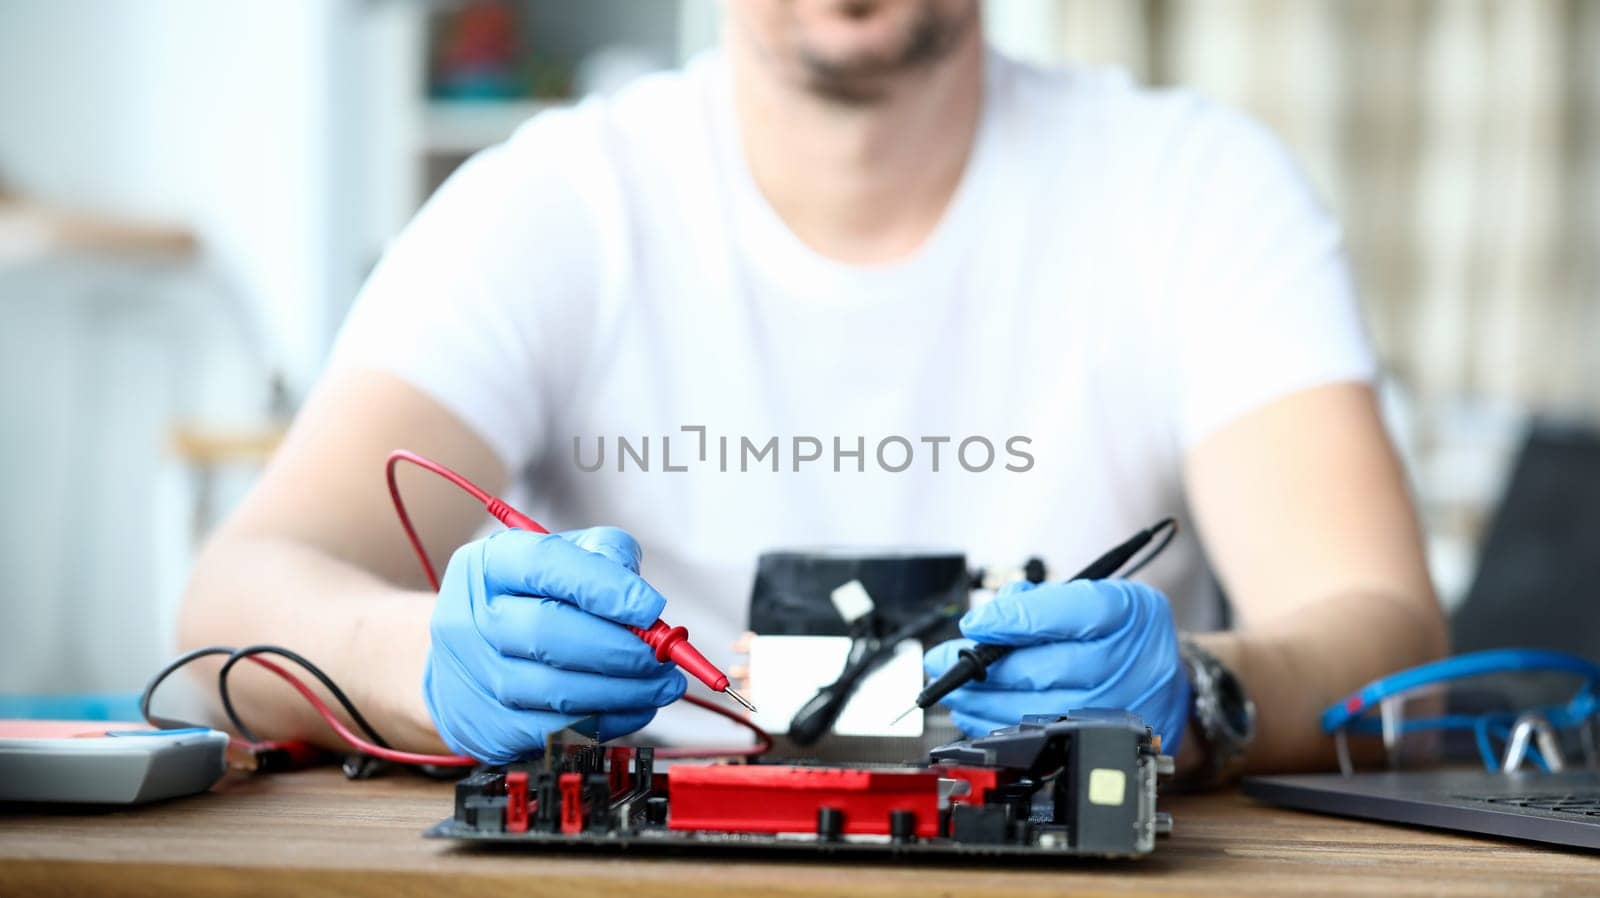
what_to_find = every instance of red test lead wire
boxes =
[384,450,757,715]
[154,453,766,770]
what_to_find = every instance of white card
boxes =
[747,635,923,738]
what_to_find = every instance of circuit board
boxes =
[427,711,1174,861]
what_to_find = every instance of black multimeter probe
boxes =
[786,601,962,747]
[890,517,1178,726]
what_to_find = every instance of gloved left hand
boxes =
[923,579,1190,752]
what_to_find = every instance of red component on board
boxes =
[667,765,941,838]
[607,746,633,796]
[559,773,584,835]
[503,771,529,833]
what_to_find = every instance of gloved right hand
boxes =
[423,526,687,764]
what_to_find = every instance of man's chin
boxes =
[792,5,975,104]
[797,56,900,105]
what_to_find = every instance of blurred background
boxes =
[1,0,1596,708]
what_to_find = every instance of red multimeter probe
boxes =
[385,450,755,715]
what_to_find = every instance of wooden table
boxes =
[2,768,1596,897]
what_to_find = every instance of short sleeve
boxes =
[1161,101,1377,449]
[327,110,607,472]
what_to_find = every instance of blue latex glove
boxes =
[924,579,1190,753]
[424,526,687,764]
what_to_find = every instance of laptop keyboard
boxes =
[1462,794,1600,818]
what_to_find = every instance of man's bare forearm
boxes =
[169,370,514,754]
[1182,588,1448,774]
[178,533,444,753]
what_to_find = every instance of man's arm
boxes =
[177,368,505,752]
[1181,380,1447,773]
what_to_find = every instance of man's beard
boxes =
[796,2,976,106]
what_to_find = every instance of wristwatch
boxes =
[1178,638,1256,788]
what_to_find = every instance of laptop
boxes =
[1246,423,1600,850]
[1243,770,1600,850]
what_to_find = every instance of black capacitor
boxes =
[644,796,669,825]
[889,809,917,843]
[816,806,845,841]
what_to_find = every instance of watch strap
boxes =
[1178,637,1256,788]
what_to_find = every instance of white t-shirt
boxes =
[332,49,1374,743]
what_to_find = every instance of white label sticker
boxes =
[829,579,876,624]
[1087,768,1127,806]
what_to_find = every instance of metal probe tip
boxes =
[889,704,920,727]
[723,686,757,714]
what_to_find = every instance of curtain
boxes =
[990,0,1600,419]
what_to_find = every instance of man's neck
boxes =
[729,29,985,266]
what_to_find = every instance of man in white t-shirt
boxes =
[180,0,1443,779]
